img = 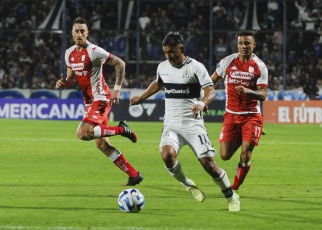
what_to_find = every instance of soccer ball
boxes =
[118,188,145,213]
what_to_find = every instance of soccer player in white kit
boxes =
[56,17,143,186]
[130,32,240,211]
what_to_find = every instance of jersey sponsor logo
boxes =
[230,71,254,80]
[164,83,200,98]
[71,63,84,71]
[228,78,255,87]
[165,87,190,95]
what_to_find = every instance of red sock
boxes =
[99,125,124,137]
[113,154,138,177]
[231,163,251,190]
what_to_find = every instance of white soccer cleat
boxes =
[185,179,206,202]
[229,199,240,211]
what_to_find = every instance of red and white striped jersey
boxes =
[65,41,111,105]
[215,53,268,114]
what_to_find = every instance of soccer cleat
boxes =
[186,180,206,202]
[124,172,143,186]
[233,190,240,199]
[262,127,267,135]
[118,120,137,143]
[229,199,240,211]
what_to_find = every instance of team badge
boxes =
[183,69,189,79]
[248,66,254,73]
[82,55,85,61]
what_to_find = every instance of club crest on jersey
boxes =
[248,66,254,73]
[82,55,85,61]
[71,57,74,61]
[183,69,190,79]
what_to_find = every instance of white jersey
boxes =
[156,57,213,133]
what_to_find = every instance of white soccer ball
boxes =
[118,188,145,213]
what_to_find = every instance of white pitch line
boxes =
[0,138,159,143]
[0,226,208,230]
[0,138,320,146]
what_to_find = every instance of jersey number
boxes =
[198,134,212,146]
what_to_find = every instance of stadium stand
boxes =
[0,0,320,100]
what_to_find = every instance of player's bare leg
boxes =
[219,141,241,160]
[162,145,205,202]
[231,141,255,194]
[199,157,240,211]
[76,121,137,143]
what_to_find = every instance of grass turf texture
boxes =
[0,119,321,230]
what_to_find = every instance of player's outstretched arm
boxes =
[130,80,163,106]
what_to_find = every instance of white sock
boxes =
[108,149,121,162]
[93,126,102,138]
[165,160,191,189]
[213,169,237,202]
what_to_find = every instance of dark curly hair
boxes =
[162,31,184,47]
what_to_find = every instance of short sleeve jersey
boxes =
[215,53,268,114]
[156,57,213,131]
[65,41,111,105]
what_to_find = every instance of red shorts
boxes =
[82,101,111,126]
[219,112,263,146]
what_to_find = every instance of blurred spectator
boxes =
[261,8,276,30]
[139,11,151,31]
[214,38,229,63]
[303,9,317,31]
[0,64,5,88]
[295,1,308,22]
[285,73,296,90]
[302,72,319,99]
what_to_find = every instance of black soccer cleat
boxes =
[124,172,144,186]
[118,120,137,143]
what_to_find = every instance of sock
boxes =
[231,161,251,190]
[213,169,237,202]
[165,160,192,190]
[93,125,124,138]
[108,149,138,177]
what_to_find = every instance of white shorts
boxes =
[159,125,216,159]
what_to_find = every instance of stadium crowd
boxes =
[0,0,321,99]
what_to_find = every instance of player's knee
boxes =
[77,129,94,141]
[220,152,232,161]
[161,152,175,168]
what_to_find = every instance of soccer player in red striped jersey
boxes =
[55,17,143,186]
[211,30,268,198]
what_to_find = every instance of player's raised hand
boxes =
[55,73,66,89]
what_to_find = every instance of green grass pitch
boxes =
[0,119,321,230]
